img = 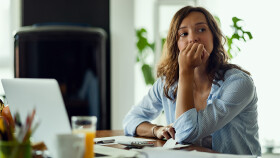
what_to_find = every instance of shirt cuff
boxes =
[173,108,198,143]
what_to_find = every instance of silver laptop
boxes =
[1,78,71,157]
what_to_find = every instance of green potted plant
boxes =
[135,28,156,85]
[225,17,253,58]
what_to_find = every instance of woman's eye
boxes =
[180,32,188,37]
[198,28,206,32]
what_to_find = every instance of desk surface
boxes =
[96,130,217,153]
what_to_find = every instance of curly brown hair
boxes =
[157,6,250,101]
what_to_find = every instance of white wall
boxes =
[212,0,280,146]
[0,0,21,98]
[134,0,155,105]
[110,0,135,130]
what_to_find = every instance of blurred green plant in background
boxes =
[135,28,157,85]
[226,17,253,58]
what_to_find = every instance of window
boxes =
[0,0,12,97]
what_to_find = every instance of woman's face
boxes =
[177,11,214,55]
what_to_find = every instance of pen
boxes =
[95,139,115,144]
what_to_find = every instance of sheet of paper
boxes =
[136,147,258,158]
[95,145,139,157]
[172,143,190,148]
[162,138,177,148]
[94,136,155,145]
[161,138,190,149]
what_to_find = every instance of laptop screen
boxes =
[2,78,71,157]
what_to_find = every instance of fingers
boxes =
[189,43,199,56]
[181,43,203,57]
[201,47,210,63]
[180,43,193,55]
[196,44,204,58]
[178,43,205,70]
[161,126,176,140]
[162,128,171,140]
[167,127,176,139]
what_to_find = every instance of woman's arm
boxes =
[174,71,257,143]
[175,70,195,118]
[136,122,158,137]
[123,77,177,139]
[123,78,164,136]
[136,122,175,139]
[176,43,205,118]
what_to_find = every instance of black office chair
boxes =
[14,25,110,129]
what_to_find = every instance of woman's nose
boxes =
[188,33,199,43]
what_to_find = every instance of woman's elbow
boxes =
[175,127,198,144]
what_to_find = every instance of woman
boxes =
[123,6,261,156]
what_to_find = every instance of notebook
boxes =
[1,78,71,157]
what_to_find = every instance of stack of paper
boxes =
[95,145,139,158]
[137,148,258,158]
[94,136,257,158]
[94,136,155,145]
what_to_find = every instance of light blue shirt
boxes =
[123,69,261,156]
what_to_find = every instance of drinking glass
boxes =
[71,116,97,158]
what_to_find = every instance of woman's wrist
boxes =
[151,125,163,138]
[179,68,194,77]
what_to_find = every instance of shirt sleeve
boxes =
[173,72,256,143]
[123,78,164,136]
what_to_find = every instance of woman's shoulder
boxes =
[151,77,166,92]
[219,68,254,88]
[155,76,165,85]
[156,76,178,87]
[224,68,252,81]
[154,76,177,99]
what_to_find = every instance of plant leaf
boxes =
[237,46,241,52]
[232,17,242,26]
[136,28,151,53]
[241,36,246,42]
[214,16,221,26]
[223,16,252,59]
[228,51,233,59]
[161,38,166,49]
[232,33,240,40]
[141,64,155,85]
[149,42,155,52]
[244,31,253,39]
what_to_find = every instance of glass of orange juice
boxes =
[71,116,97,158]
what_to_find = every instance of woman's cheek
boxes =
[177,42,182,51]
[178,41,187,52]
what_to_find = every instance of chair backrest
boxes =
[14,25,110,129]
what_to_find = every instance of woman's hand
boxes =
[201,47,210,65]
[154,124,175,140]
[178,43,209,73]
